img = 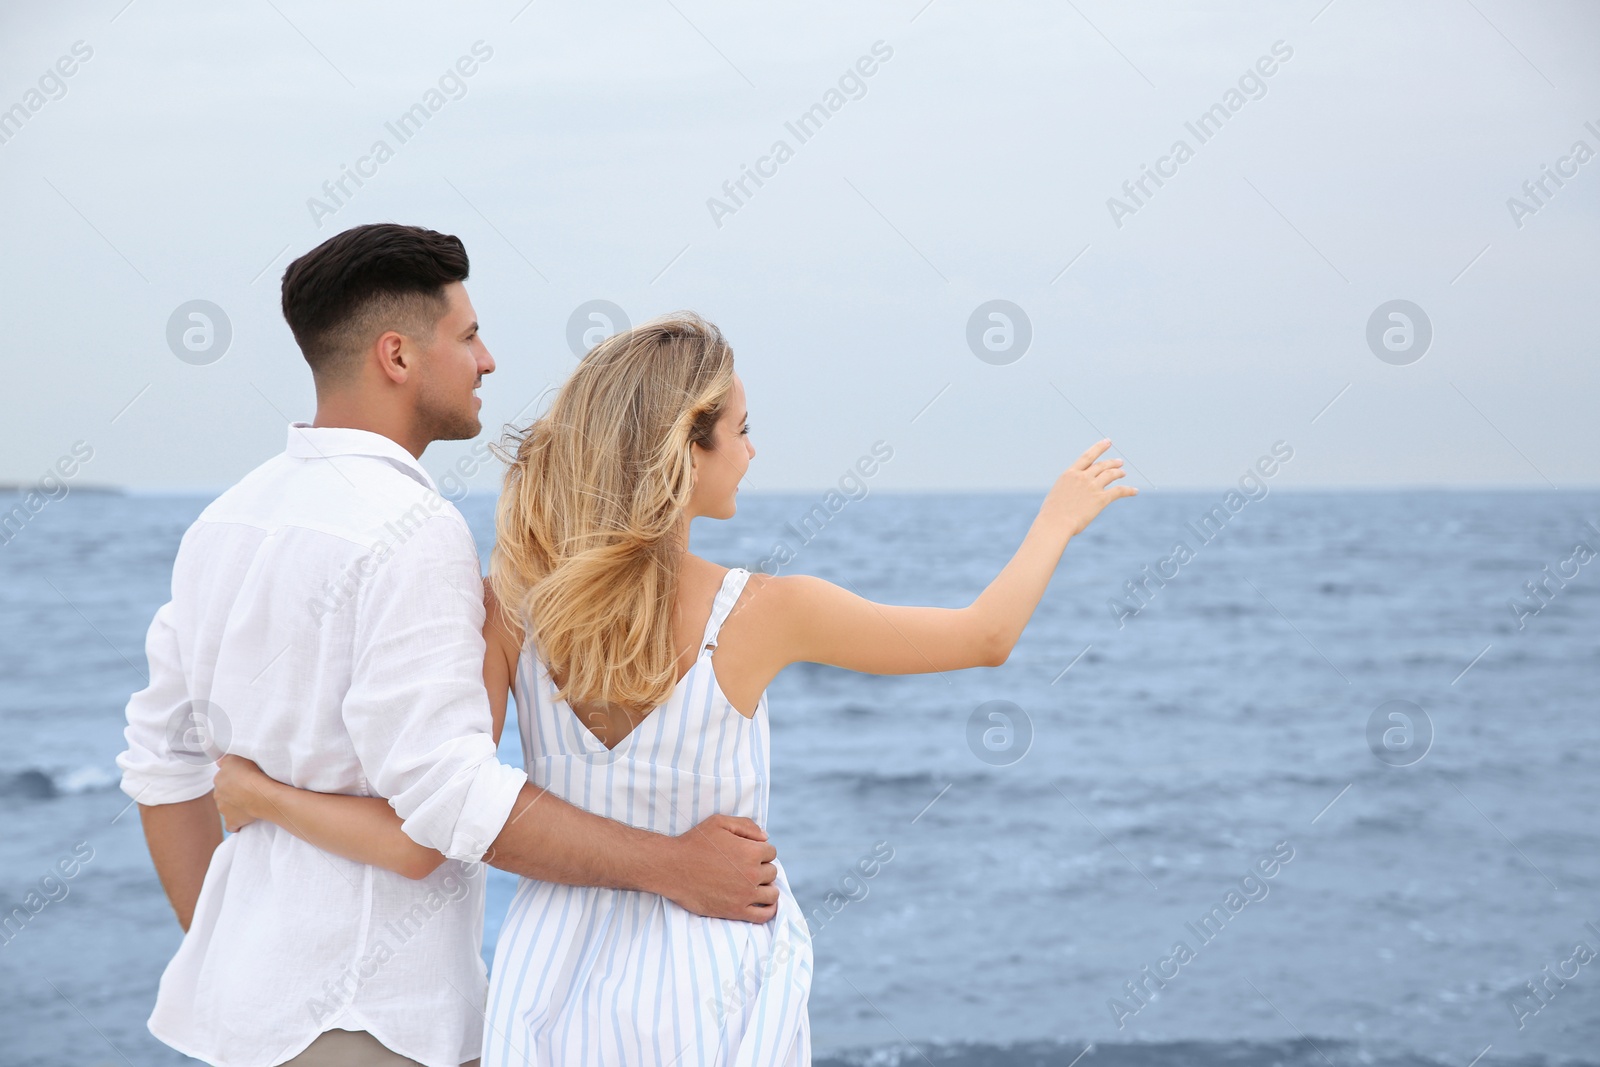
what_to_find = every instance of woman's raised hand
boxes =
[1041,439,1138,538]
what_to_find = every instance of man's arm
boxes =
[484,784,780,922]
[117,592,226,930]
[137,794,223,930]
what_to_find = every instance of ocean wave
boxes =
[0,764,120,799]
[1190,602,1257,619]
[809,770,949,795]
[837,702,880,718]
[1349,810,1431,834]
[816,1037,1598,1067]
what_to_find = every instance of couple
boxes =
[117,222,1135,1067]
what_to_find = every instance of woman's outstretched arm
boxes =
[210,582,521,880]
[759,439,1135,676]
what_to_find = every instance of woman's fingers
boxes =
[1094,466,1127,485]
[218,753,262,776]
[1073,438,1113,470]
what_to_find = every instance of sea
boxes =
[3,486,1598,1066]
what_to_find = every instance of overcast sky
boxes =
[3,0,1597,493]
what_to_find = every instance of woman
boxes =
[213,312,1134,1064]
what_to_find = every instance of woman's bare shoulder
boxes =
[722,569,796,644]
[741,569,779,602]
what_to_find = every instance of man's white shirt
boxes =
[117,423,528,1067]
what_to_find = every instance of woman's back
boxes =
[513,565,773,833]
[484,566,813,1066]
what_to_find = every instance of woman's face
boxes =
[687,372,754,521]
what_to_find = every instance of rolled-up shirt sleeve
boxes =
[342,514,528,862]
[118,596,218,806]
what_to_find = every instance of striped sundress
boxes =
[483,566,813,1066]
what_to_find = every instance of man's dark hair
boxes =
[281,223,469,382]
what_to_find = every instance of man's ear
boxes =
[374,330,410,385]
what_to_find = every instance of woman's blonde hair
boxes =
[490,311,737,713]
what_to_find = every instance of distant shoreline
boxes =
[0,483,124,494]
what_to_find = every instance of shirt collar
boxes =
[285,422,440,493]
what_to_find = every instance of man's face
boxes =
[413,281,494,442]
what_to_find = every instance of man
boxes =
[117,223,778,1067]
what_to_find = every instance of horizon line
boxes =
[7,482,1598,498]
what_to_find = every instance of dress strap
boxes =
[699,568,751,651]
